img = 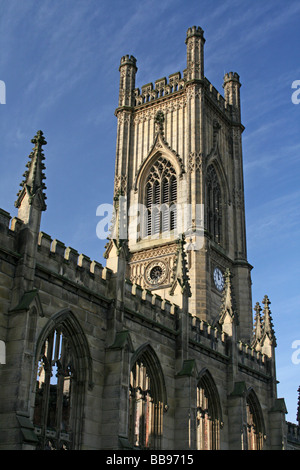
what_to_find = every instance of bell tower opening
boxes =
[144,156,177,238]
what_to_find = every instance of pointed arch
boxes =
[129,343,167,449]
[206,144,230,205]
[130,343,168,404]
[35,309,93,389]
[32,309,93,450]
[246,388,266,450]
[205,159,229,247]
[138,153,178,238]
[196,369,223,450]
[134,131,184,192]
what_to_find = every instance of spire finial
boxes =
[262,295,276,346]
[219,268,237,325]
[31,129,47,148]
[15,130,47,212]
[171,234,191,297]
[253,302,263,342]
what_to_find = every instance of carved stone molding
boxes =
[188,152,203,173]
[117,111,132,125]
[133,95,187,124]
[186,85,202,100]
[129,243,178,289]
[233,188,244,209]
[114,174,127,196]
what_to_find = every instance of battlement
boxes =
[37,231,112,292]
[287,421,300,447]
[119,24,240,124]
[238,340,271,376]
[191,315,228,357]
[124,278,178,333]
[134,71,186,106]
[203,77,236,120]
[191,315,271,376]
[223,71,240,84]
[133,71,239,124]
[185,25,205,41]
[119,54,137,69]
[0,209,24,254]
[0,209,112,304]
[0,208,11,228]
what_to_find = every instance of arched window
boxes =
[33,327,76,449]
[129,347,166,449]
[145,156,177,237]
[32,312,92,450]
[246,390,265,450]
[206,164,222,245]
[196,372,222,450]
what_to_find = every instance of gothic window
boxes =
[206,164,222,245]
[129,350,165,449]
[196,373,221,450]
[246,390,264,450]
[145,156,177,237]
[33,327,75,450]
[32,313,92,450]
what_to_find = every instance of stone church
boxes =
[0,26,290,450]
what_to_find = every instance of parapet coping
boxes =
[35,261,113,306]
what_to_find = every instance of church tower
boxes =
[105,26,252,342]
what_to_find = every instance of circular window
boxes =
[145,261,167,286]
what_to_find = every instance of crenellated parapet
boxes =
[190,313,272,377]
[123,278,178,334]
[191,315,228,357]
[203,76,243,125]
[132,68,240,127]
[0,208,11,230]
[134,71,186,107]
[238,339,271,377]
[287,421,300,449]
[0,209,24,253]
[36,231,112,298]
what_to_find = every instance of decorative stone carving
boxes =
[114,175,127,196]
[188,152,203,173]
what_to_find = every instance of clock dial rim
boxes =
[145,261,167,286]
[213,267,224,291]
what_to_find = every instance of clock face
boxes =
[145,261,167,286]
[213,267,224,292]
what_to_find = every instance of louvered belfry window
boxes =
[145,157,177,237]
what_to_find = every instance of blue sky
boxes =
[0,0,299,423]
